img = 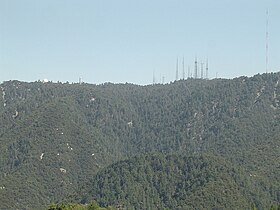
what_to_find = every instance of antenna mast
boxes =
[182,57,185,79]
[194,57,198,79]
[206,59,209,79]
[201,63,204,79]
[266,9,269,73]
[176,57,179,81]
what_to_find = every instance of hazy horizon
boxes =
[1,0,280,85]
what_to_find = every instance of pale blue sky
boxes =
[0,0,279,84]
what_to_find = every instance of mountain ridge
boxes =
[0,72,280,209]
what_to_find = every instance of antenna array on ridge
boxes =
[153,56,210,84]
[173,56,209,81]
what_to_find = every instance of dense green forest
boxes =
[85,153,266,209]
[0,72,280,209]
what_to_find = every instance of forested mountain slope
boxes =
[0,72,280,209]
[85,153,269,210]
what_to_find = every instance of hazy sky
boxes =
[1,0,279,85]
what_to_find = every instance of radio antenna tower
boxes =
[201,63,204,79]
[153,70,156,84]
[188,65,190,78]
[266,9,269,73]
[206,59,209,79]
[182,57,185,79]
[176,57,179,81]
[194,57,198,79]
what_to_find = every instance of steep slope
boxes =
[0,73,279,209]
[0,96,115,209]
[85,153,269,210]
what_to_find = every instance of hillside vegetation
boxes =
[0,73,280,209]
[46,201,115,210]
[85,153,266,210]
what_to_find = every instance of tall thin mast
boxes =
[194,57,198,79]
[182,57,185,79]
[176,57,179,81]
[201,63,204,79]
[266,9,269,73]
[206,59,209,79]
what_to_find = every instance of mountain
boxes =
[0,73,280,209]
[84,153,268,210]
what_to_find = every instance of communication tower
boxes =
[266,9,269,73]
[201,63,204,79]
[206,59,209,79]
[194,57,198,79]
[176,57,179,81]
[153,71,156,84]
[182,57,185,79]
